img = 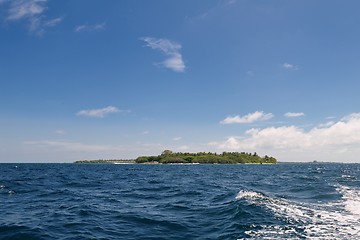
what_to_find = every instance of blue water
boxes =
[1,163,360,239]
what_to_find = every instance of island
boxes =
[75,150,277,164]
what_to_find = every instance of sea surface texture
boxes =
[1,163,360,239]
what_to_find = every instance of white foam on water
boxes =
[236,190,311,223]
[341,174,356,179]
[337,185,360,216]
[236,186,360,239]
[235,190,263,201]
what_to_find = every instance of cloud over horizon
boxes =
[141,37,186,72]
[213,113,360,162]
[221,111,274,124]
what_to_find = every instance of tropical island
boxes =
[75,150,277,164]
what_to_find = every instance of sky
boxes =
[1,0,360,163]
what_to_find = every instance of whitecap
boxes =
[341,174,356,180]
[235,187,360,239]
[337,185,360,216]
[236,190,310,222]
[235,190,264,200]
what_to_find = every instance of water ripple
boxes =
[0,163,359,239]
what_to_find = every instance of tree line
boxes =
[135,150,277,164]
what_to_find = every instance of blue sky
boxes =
[1,0,360,162]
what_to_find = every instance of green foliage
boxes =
[135,156,151,163]
[134,155,161,163]
[159,157,187,164]
[75,151,277,165]
[135,151,277,164]
[161,150,173,156]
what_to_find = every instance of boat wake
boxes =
[236,185,360,239]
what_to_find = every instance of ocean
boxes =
[0,163,359,239]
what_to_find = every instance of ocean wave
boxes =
[1,163,359,239]
[236,187,360,239]
[337,185,360,216]
[0,225,51,239]
[235,190,264,201]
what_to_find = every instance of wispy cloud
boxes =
[140,37,186,72]
[326,116,337,120]
[44,17,62,27]
[221,111,274,124]
[6,0,46,21]
[173,137,182,141]
[281,62,298,70]
[177,145,189,151]
[24,140,120,152]
[225,0,238,5]
[74,22,106,32]
[54,129,66,135]
[1,0,62,35]
[284,112,305,118]
[192,0,239,20]
[318,121,335,128]
[76,106,125,118]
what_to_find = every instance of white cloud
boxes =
[212,113,360,162]
[284,112,305,118]
[176,145,189,151]
[141,37,186,72]
[7,0,46,21]
[173,137,182,141]
[281,62,298,70]
[54,129,66,135]
[318,121,335,128]
[326,116,337,120]
[76,106,123,118]
[74,22,106,32]
[44,17,62,27]
[219,137,242,150]
[2,0,62,34]
[221,111,274,124]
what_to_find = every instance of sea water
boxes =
[0,163,359,239]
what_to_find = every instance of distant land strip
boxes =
[75,150,277,164]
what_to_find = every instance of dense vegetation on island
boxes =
[75,150,277,164]
[135,150,277,164]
